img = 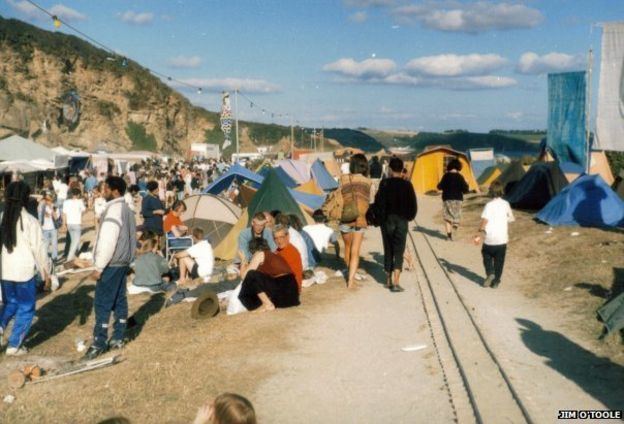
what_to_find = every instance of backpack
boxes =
[340,175,359,223]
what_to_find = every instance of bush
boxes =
[125,121,157,151]
[97,100,121,119]
[606,151,624,178]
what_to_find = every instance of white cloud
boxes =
[344,0,397,7]
[392,1,543,33]
[405,53,507,77]
[7,0,86,21]
[170,78,280,94]
[323,58,397,79]
[167,55,202,69]
[349,11,368,23]
[119,11,154,26]
[516,52,585,75]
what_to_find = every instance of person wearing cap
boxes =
[83,176,136,360]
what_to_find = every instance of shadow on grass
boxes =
[26,281,94,349]
[517,318,624,411]
[127,293,165,342]
[575,268,624,301]
[438,258,484,287]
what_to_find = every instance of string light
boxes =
[52,15,61,28]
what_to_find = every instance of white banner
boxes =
[596,22,624,152]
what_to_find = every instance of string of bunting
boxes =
[236,90,293,123]
[24,0,203,94]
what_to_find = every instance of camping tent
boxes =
[311,159,339,191]
[213,209,250,260]
[180,194,242,246]
[505,162,568,210]
[0,135,57,162]
[409,146,479,194]
[494,161,527,195]
[295,179,324,196]
[277,160,312,185]
[477,165,505,188]
[247,169,307,225]
[469,148,496,180]
[558,151,614,185]
[204,163,264,195]
[273,166,298,188]
[536,174,624,227]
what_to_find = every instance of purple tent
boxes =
[277,159,311,185]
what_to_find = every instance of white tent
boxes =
[0,135,57,162]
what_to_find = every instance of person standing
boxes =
[38,191,60,264]
[324,154,371,290]
[473,181,514,289]
[83,176,136,360]
[54,175,69,216]
[62,188,86,262]
[0,181,50,356]
[141,181,166,238]
[437,158,469,240]
[373,157,417,292]
[369,155,383,202]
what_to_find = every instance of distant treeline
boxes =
[392,131,541,155]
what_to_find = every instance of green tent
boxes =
[247,169,306,225]
[494,160,527,195]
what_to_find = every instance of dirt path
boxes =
[251,231,456,423]
[414,194,624,421]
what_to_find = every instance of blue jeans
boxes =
[0,278,37,348]
[65,224,82,261]
[42,229,58,261]
[93,266,129,349]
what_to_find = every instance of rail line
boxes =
[407,224,533,424]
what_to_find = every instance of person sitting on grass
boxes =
[133,237,176,293]
[274,213,308,272]
[303,209,340,260]
[289,213,317,270]
[273,224,303,292]
[194,392,257,424]
[237,238,300,313]
[163,200,188,237]
[237,211,276,264]
[173,227,214,285]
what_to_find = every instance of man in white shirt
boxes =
[62,188,86,262]
[474,181,515,289]
[303,210,340,259]
[55,177,69,215]
[174,227,214,284]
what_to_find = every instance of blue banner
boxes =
[547,71,587,169]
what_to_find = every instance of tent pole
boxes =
[586,48,593,174]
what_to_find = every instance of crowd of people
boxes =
[0,150,514,422]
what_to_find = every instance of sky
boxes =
[1,0,623,132]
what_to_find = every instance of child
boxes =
[473,180,515,288]
[93,183,107,233]
[173,227,214,285]
[193,393,256,424]
[133,238,176,293]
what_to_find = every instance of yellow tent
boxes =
[213,208,315,261]
[323,158,341,177]
[478,167,502,189]
[295,179,324,196]
[540,150,615,185]
[410,146,479,194]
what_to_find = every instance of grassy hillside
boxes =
[323,128,384,152]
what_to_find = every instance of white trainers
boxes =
[6,346,28,356]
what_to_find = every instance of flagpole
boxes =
[586,48,593,174]
[235,89,240,156]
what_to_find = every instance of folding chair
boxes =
[165,235,193,261]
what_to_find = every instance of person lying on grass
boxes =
[237,237,300,313]
[173,227,214,285]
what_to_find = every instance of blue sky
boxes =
[1,0,622,132]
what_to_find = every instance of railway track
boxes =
[408,224,533,424]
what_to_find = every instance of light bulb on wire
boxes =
[52,15,61,28]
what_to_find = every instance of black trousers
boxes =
[481,244,507,284]
[238,270,300,311]
[380,214,409,273]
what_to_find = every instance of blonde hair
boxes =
[213,393,256,424]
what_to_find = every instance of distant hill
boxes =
[322,128,384,152]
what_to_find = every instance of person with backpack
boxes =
[0,181,50,356]
[324,154,371,290]
[83,176,136,360]
[373,157,417,292]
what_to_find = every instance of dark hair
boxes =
[275,213,290,227]
[389,157,404,173]
[128,184,140,194]
[489,180,505,198]
[146,180,159,192]
[0,181,31,253]
[70,187,81,197]
[312,209,326,223]
[192,227,204,239]
[106,176,127,195]
[447,158,462,172]
[349,154,369,176]
[248,237,269,255]
[289,214,303,231]
[172,200,187,212]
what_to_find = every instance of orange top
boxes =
[278,243,303,292]
[163,212,183,233]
